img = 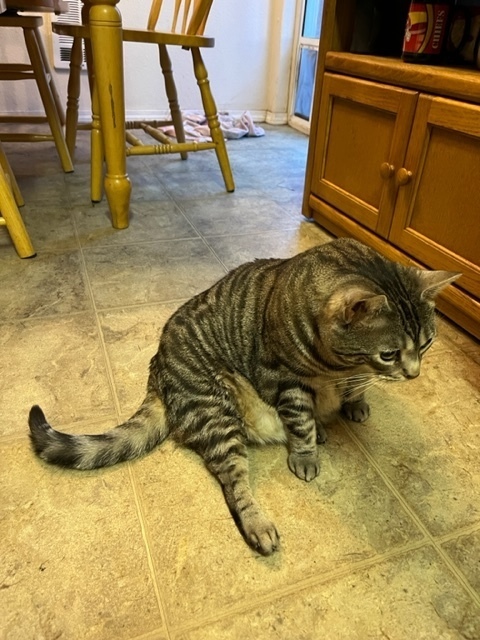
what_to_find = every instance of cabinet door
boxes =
[389,95,480,299]
[311,73,418,237]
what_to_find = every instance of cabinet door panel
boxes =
[311,74,417,237]
[389,96,480,299]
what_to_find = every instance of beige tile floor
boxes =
[1,125,479,640]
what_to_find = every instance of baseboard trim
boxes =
[265,111,289,125]
[74,109,270,124]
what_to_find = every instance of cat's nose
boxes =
[402,358,420,379]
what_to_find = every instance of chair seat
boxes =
[53,23,215,48]
[4,0,67,13]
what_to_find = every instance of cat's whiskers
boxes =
[320,372,377,391]
[341,376,383,396]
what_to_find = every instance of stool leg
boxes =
[65,36,84,159]
[23,27,74,173]
[0,143,24,207]
[0,152,35,258]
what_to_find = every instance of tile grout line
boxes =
[70,209,123,420]
[436,522,480,544]
[342,420,480,608]
[129,628,169,640]
[127,463,172,640]
[72,200,173,636]
[79,233,202,252]
[72,200,174,637]
[168,197,229,275]
[170,538,431,637]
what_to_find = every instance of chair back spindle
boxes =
[147,0,213,36]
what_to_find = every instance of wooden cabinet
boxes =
[303,0,480,339]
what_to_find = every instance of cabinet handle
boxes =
[380,162,395,179]
[397,168,413,186]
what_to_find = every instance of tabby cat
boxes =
[28,238,459,555]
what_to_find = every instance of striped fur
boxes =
[28,238,459,555]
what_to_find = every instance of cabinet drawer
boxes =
[310,73,417,238]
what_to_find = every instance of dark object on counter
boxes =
[351,0,411,56]
[402,1,452,63]
[446,4,480,67]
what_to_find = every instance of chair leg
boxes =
[90,77,104,203]
[158,44,187,160]
[80,37,104,203]
[35,26,65,125]
[191,47,234,192]
[0,145,35,258]
[89,0,131,229]
[65,36,84,159]
[23,27,74,173]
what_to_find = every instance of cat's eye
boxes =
[380,350,399,362]
[420,337,433,352]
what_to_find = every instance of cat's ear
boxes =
[418,270,461,302]
[329,289,389,325]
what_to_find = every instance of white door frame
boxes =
[287,0,322,134]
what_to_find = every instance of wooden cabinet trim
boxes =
[428,97,480,138]
[322,73,418,112]
[325,52,480,105]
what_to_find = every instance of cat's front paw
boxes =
[342,400,370,423]
[288,452,320,482]
[242,511,280,556]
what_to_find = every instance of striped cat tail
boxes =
[28,391,168,470]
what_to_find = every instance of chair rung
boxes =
[0,72,35,80]
[0,116,48,123]
[126,140,216,155]
[140,123,172,145]
[0,133,54,142]
[0,217,7,227]
[0,64,33,71]
[126,119,173,129]
[126,131,144,146]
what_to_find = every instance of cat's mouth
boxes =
[379,374,409,382]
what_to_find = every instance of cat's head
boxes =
[325,268,460,381]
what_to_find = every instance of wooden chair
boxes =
[0,0,73,172]
[0,140,35,257]
[53,0,235,202]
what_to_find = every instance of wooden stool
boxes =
[0,11,73,173]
